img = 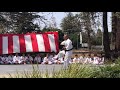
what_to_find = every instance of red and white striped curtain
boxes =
[0,32,59,54]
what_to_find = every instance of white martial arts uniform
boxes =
[1,57,4,64]
[62,38,73,69]
[4,56,9,64]
[13,55,21,64]
[1,56,8,64]
[49,55,54,63]
[79,56,84,64]
[27,56,33,64]
[20,56,28,64]
[59,57,64,64]
[58,50,65,58]
[8,55,14,64]
[52,54,64,64]
[98,57,104,64]
[34,56,42,63]
[0,56,4,64]
[52,54,58,64]
[84,57,92,64]
[57,50,65,64]
[72,57,80,63]
[93,57,99,65]
[42,56,53,65]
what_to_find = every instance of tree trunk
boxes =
[86,14,91,50]
[112,12,117,51]
[103,12,110,59]
[116,17,120,51]
[87,28,91,50]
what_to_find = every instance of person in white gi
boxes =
[13,54,21,64]
[72,54,80,63]
[8,54,14,64]
[57,50,65,64]
[79,54,84,64]
[26,54,33,64]
[49,53,54,64]
[0,55,3,64]
[4,55,9,64]
[1,55,6,64]
[1,55,9,64]
[52,53,59,64]
[97,55,104,65]
[42,53,53,65]
[83,54,91,64]
[92,54,99,65]
[20,54,28,64]
[52,50,65,64]
[100,55,104,64]
[62,34,73,69]
[34,54,42,64]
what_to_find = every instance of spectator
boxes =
[34,54,42,64]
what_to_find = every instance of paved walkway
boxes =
[0,64,63,76]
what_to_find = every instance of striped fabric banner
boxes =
[0,32,59,54]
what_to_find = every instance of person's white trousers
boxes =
[64,51,72,69]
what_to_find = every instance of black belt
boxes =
[65,48,73,51]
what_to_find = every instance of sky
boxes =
[38,12,112,32]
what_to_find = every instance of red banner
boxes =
[0,32,59,54]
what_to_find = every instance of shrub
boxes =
[6,58,120,78]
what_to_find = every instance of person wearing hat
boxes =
[61,34,73,69]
